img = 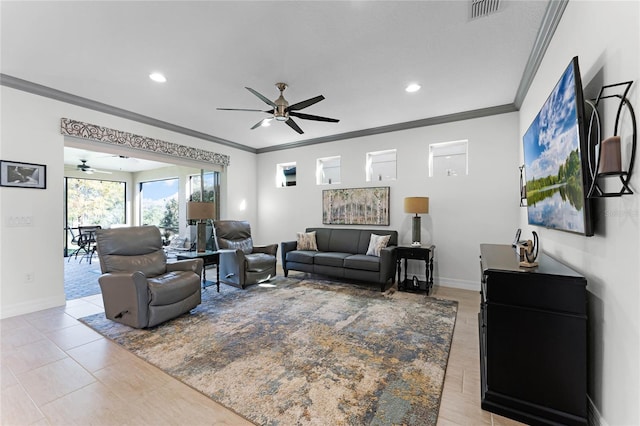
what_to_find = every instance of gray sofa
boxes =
[281,227,398,291]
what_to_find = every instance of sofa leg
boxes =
[284,269,289,277]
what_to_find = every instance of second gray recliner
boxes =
[213,220,277,289]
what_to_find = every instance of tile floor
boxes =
[1,278,524,425]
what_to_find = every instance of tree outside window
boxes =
[140,178,179,242]
[65,177,125,255]
[66,178,125,228]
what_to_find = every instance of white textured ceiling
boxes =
[1,1,549,155]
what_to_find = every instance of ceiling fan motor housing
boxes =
[274,83,289,121]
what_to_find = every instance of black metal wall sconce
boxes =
[519,165,527,207]
[586,81,637,198]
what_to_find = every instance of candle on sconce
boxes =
[599,136,622,173]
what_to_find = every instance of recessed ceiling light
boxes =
[405,83,421,93]
[149,72,167,83]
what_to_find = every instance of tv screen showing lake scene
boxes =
[523,57,592,235]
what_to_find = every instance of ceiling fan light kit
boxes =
[218,83,340,134]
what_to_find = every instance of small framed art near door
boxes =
[0,160,47,189]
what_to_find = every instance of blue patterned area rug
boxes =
[80,277,458,425]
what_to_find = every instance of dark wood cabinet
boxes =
[479,244,587,425]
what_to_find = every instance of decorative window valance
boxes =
[60,118,230,167]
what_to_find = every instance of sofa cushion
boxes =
[314,252,351,268]
[328,229,361,254]
[296,231,318,251]
[305,228,332,252]
[286,250,317,265]
[344,254,380,272]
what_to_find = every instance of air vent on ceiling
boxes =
[471,0,501,19]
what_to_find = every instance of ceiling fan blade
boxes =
[285,118,304,134]
[286,95,325,112]
[289,111,340,123]
[217,108,266,112]
[250,118,272,130]
[245,87,277,108]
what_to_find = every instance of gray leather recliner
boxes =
[95,226,203,328]
[213,220,278,289]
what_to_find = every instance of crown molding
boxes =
[0,73,255,154]
[256,104,518,153]
[513,0,569,109]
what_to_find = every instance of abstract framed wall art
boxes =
[0,160,47,189]
[322,186,390,225]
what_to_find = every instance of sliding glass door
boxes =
[64,177,126,256]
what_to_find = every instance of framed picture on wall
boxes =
[0,160,47,189]
[322,186,390,226]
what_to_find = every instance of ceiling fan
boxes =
[76,159,112,175]
[217,83,340,134]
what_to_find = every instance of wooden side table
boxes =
[396,245,435,295]
[176,250,220,292]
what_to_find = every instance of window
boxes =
[276,162,297,187]
[316,156,341,185]
[366,149,396,182]
[140,178,179,239]
[189,171,221,220]
[64,177,125,255]
[429,140,468,177]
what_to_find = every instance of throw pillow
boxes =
[366,233,391,257]
[296,231,318,251]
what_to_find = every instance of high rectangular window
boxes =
[316,156,341,185]
[276,162,297,187]
[429,140,468,177]
[366,149,396,182]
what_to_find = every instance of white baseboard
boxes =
[0,295,65,319]
[588,395,608,426]
[435,277,480,292]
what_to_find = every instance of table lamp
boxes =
[404,197,429,246]
[187,201,215,252]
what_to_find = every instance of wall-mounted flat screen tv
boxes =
[523,56,594,236]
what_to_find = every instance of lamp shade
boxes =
[404,197,429,215]
[186,202,215,221]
